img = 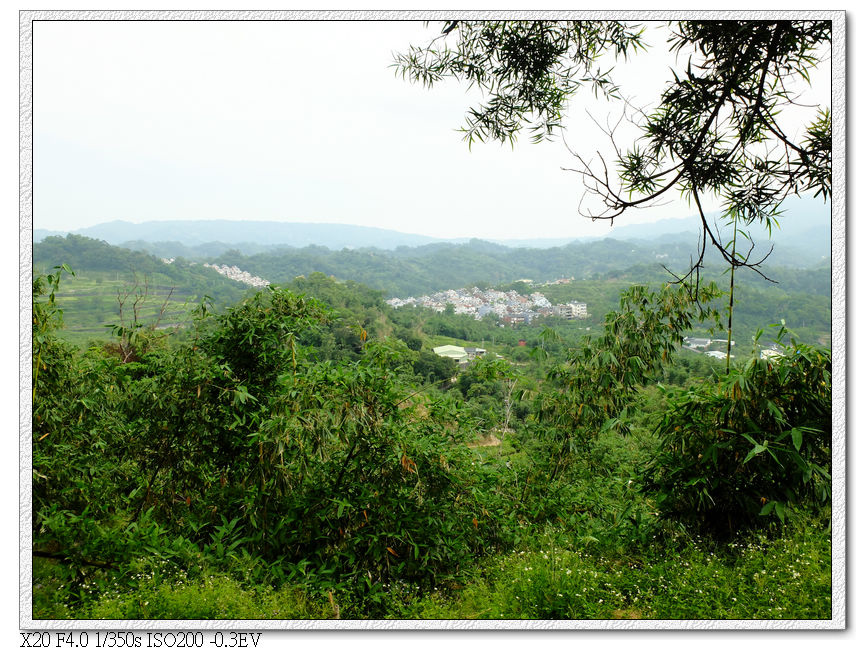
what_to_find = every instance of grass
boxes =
[390,517,831,620]
[83,575,333,620]
[46,271,191,343]
[33,556,336,620]
[37,514,827,621]
[42,269,246,347]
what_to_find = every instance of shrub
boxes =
[644,337,831,535]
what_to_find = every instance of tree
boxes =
[395,20,832,280]
[534,282,722,479]
[644,333,831,535]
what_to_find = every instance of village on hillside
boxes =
[386,287,588,325]
[161,257,271,288]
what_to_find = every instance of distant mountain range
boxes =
[35,221,445,251]
[608,197,831,243]
[610,198,832,268]
[34,197,831,267]
[33,233,831,349]
[33,221,593,252]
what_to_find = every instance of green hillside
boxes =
[33,234,831,348]
[33,262,832,621]
[34,235,251,345]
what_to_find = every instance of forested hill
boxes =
[208,238,685,296]
[34,235,246,297]
[34,233,831,303]
[33,234,831,348]
[209,236,830,299]
[33,235,251,341]
[34,196,831,263]
[35,234,201,276]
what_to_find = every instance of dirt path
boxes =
[467,433,502,448]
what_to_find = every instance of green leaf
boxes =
[741,432,759,447]
[790,427,803,452]
[743,443,766,464]
[766,400,785,424]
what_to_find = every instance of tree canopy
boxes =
[395,20,832,278]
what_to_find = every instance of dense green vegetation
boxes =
[206,235,830,300]
[32,257,831,620]
[34,234,831,350]
[34,235,250,346]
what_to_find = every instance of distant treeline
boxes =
[205,237,827,298]
[33,234,832,347]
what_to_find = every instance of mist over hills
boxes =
[34,197,830,269]
[607,197,831,258]
[35,220,446,252]
[33,220,584,254]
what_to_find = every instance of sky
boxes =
[32,18,831,241]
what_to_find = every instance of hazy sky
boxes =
[32,19,831,240]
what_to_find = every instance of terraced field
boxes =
[41,269,247,347]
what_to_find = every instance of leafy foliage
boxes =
[395,518,831,620]
[31,262,830,620]
[32,264,74,400]
[534,283,722,469]
[32,272,497,612]
[394,21,644,145]
[644,332,831,534]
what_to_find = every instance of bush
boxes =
[644,337,831,535]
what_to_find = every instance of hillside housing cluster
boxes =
[160,257,271,288]
[386,287,588,325]
[201,263,271,288]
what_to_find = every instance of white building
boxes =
[554,302,588,319]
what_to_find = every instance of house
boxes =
[502,313,531,326]
[553,302,588,319]
[432,345,469,363]
[464,347,487,360]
